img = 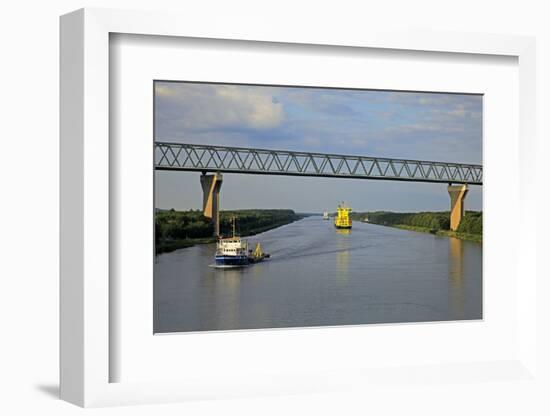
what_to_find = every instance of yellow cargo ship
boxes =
[334,202,352,229]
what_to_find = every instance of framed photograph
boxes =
[60,8,538,407]
[152,81,484,334]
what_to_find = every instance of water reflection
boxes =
[335,228,350,281]
[448,237,465,318]
[154,217,482,332]
[335,228,351,236]
[205,270,242,330]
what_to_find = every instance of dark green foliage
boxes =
[155,209,214,241]
[218,209,298,237]
[155,209,301,254]
[353,210,482,235]
[457,211,482,235]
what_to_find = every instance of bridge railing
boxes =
[155,142,482,185]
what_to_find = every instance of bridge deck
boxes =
[155,142,482,185]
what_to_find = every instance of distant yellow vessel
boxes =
[334,202,352,229]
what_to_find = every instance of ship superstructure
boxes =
[214,217,271,267]
[215,217,249,266]
[334,202,352,229]
[323,211,330,220]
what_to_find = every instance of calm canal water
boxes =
[154,216,482,333]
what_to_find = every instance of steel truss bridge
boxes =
[155,142,483,185]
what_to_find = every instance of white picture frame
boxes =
[60,8,538,407]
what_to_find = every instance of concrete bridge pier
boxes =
[200,172,223,236]
[448,184,468,231]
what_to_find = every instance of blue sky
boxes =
[155,82,482,212]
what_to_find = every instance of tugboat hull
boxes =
[215,255,249,266]
[214,217,270,268]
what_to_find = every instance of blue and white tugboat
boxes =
[214,217,250,267]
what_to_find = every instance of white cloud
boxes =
[155,83,284,130]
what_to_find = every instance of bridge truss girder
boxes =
[155,142,482,185]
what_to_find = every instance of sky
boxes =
[154,81,482,213]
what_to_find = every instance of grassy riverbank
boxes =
[155,209,303,254]
[390,224,482,243]
[352,210,482,243]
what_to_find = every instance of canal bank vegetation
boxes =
[155,209,303,254]
[352,211,482,243]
